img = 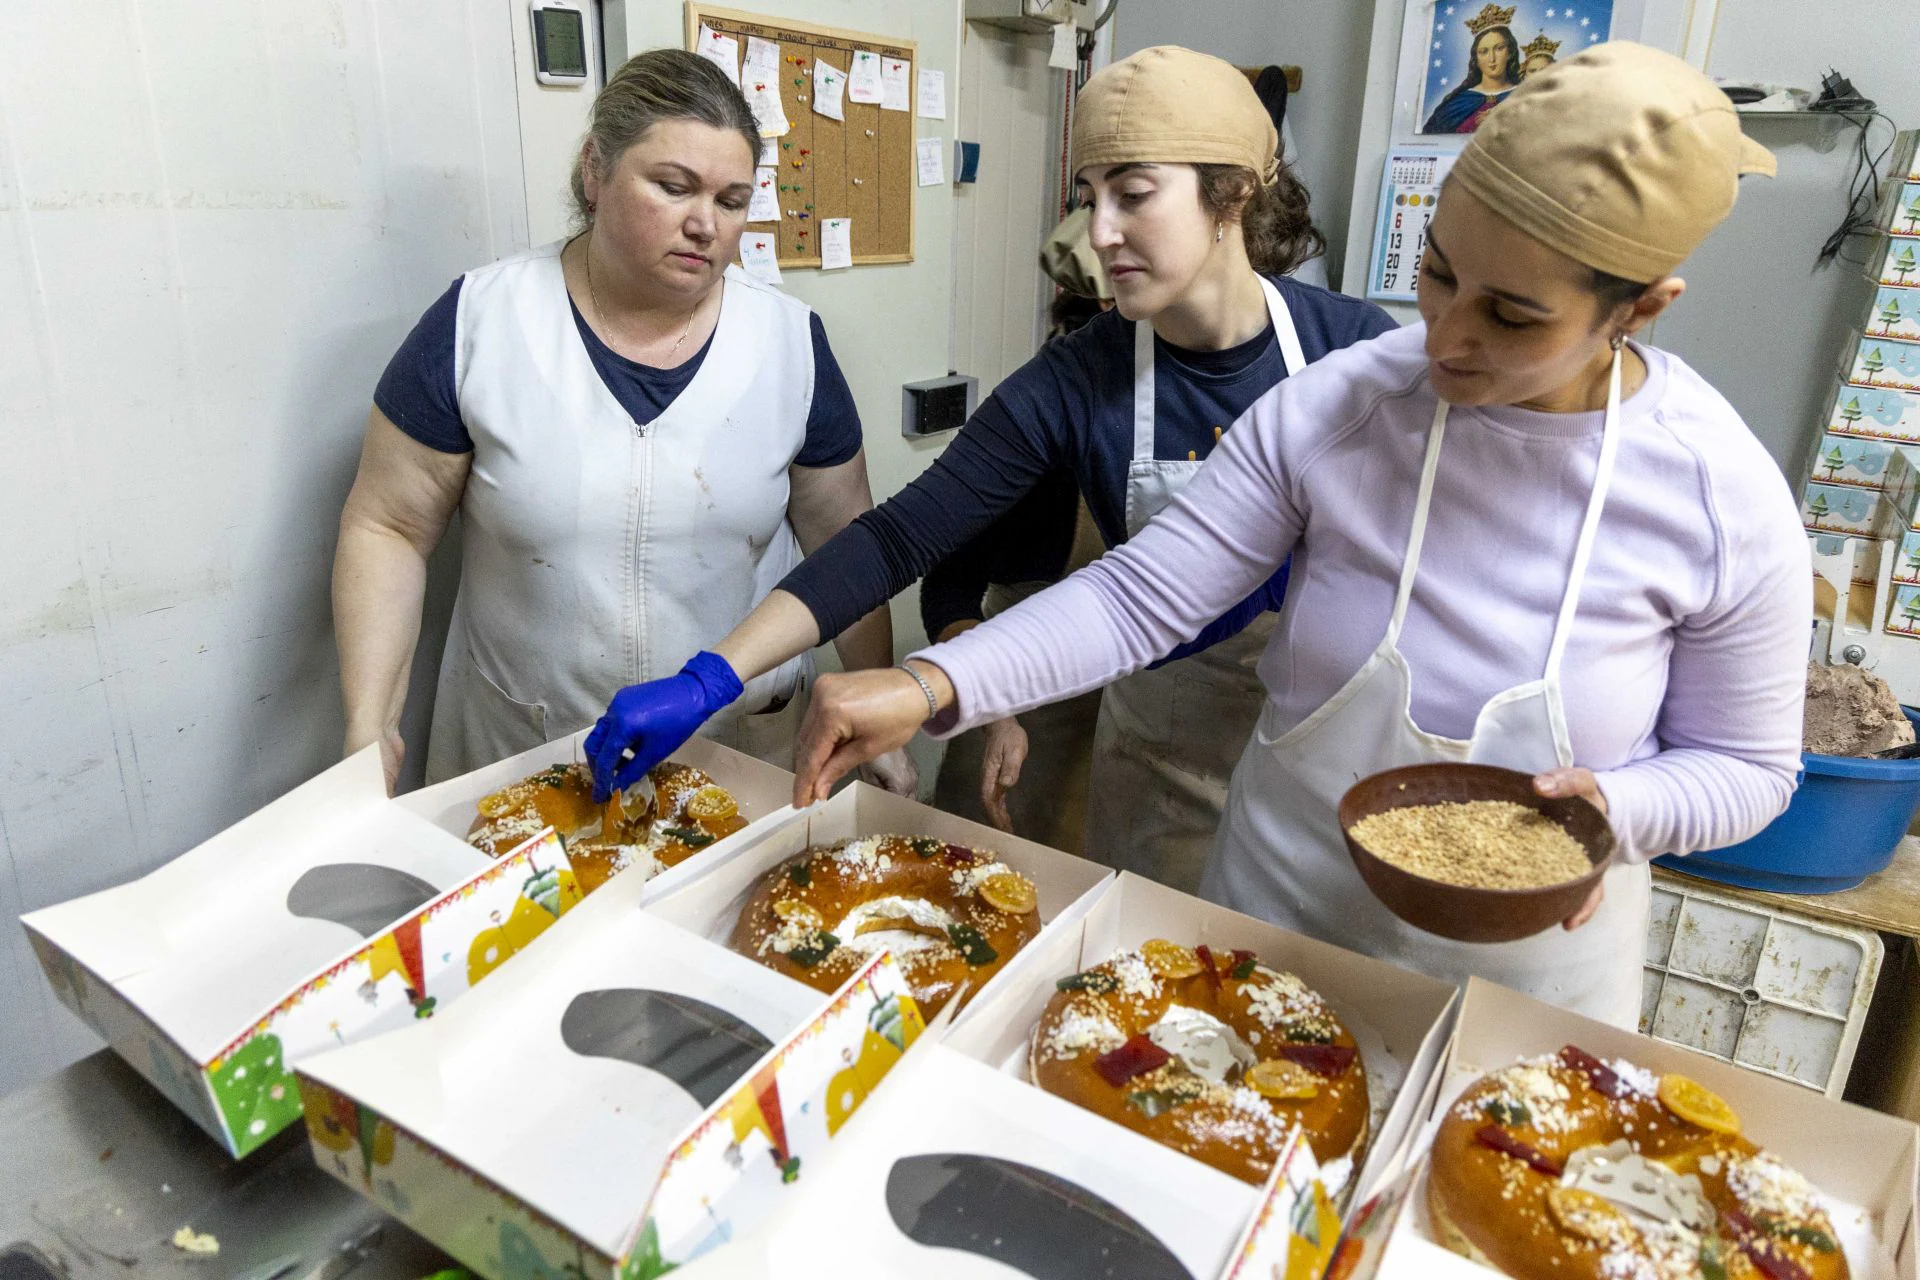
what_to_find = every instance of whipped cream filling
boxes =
[1146,1004,1258,1085]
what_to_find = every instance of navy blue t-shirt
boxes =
[373,278,864,467]
[783,274,1398,638]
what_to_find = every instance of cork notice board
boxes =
[687,5,916,268]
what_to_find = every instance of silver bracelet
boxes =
[896,663,939,721]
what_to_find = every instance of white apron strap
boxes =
[1542,345,1625,682]
[1385,399,1452,649]
[1131,317,1157,463]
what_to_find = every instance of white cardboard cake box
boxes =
[20,746,514,1156]
[1327,977,1919,1280]
[19,732,793,1159]
[295,849,931,1280]
[294,778,1108,1280]
[666,870,1457,1279]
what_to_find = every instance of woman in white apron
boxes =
[330,49,913,792]
[586,49,1396,852]
[785,44,1811,1026]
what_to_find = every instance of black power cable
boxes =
[1810,68,1898,269]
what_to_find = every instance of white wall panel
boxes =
[0,0,533,1095]
[950,23,1058,395]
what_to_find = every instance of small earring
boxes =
[1215,222,1224,244]
[587,200,596,214]
[1609,332,1626,352]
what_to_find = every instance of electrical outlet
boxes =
[902,374,978,438]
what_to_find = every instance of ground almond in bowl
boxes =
[1348,800,1590,889]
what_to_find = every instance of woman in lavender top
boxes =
[788,45,1808,1024]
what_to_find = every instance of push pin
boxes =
[865,129,876,137]
[851,177,863,185]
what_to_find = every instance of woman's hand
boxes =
[857,748,921,798]
[794,663,951,806]
[1534,767,1608,930]
[979,717,1029,832]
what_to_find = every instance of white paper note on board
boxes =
[748,167,781,222]
[917,69,946,119]
[744,35,780,76]
[821,218,852,270]
[695,25,740,85]
[916,136,945,187]
[759,138,778,166]
[881,57,912,112]
[744,78,790,138]
[848,50,883,104]
[813,58,847,121]
[740,234,782,285]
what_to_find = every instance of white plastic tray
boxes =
[1642,879,1882,1095]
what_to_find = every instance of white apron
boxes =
[1083,279,1305,893]
[424,244,813,782]
[1200,351,1650,1026]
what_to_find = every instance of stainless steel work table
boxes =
[2,1050,453,1279]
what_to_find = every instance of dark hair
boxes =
[1047,290,1105,337]
[1589,267,1651,322]
[569,48,760,227]
[1195,157,1327,277]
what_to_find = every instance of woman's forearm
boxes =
[333,517,431,750]
[712,589,825,683]
[830,603,895,673]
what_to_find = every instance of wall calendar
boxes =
[1366,151,1455,303]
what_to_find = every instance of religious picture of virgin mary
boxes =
[1418,1,1614,135]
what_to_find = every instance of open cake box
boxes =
[19,731,791,1158]
[693,871,1459,1279]
[1314,978,1920,1280]
[293,780,1115,1279]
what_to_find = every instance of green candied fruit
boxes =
[1125,1088,1183,1119]
[946,923,998,967]
[1481,1098,1531,1127]
[1056,970,1118,994]
[787,860,812,888]
[788,931,840,967]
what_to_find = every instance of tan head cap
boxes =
[1451,41,1774,282]
[1071,46,1279,185]
[1039,206,1113,301]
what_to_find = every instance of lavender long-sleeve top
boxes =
[911,323,1811,864]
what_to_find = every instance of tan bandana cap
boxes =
[1452,41,1775,282]
[1071,46,1280,186]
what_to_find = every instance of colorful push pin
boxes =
[792,160,803,168]
[783,142,792,149]
[800,149,811,157]
[851,177,863,185]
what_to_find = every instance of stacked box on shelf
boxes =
[1806,131,1920,541]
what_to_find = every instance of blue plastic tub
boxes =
[1655,706,1920,893]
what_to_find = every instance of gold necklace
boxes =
[585,236,698,360]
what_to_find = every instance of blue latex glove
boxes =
[586,652,744,802]
[1148,561,1291,670]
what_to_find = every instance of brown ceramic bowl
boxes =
[1337,763,1615,944]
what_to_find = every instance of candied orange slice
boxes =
[477,788,519,819]
[1141,939,1204,980]
[1247,1059,1320,1100]
[1656,1075,1740,1135]
[686,785,738,827]
[979,872,1038,915]
[772,899,824,930]
[1547,1186,1630,1243]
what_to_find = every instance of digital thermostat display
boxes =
[532,4,588,84]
